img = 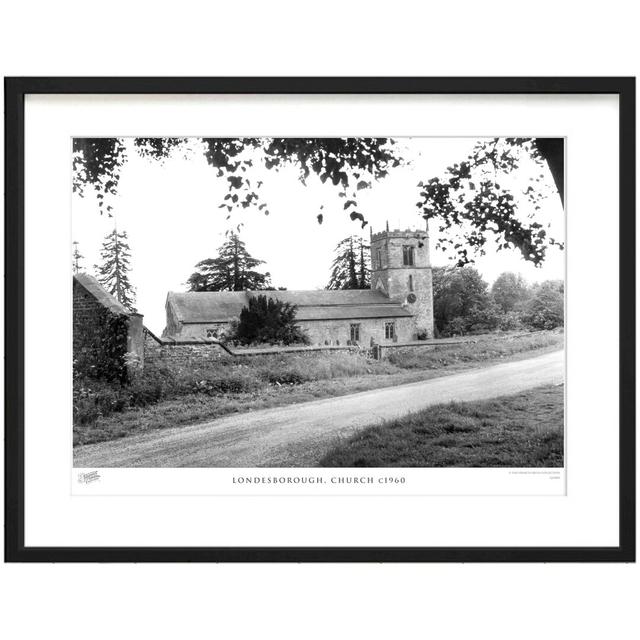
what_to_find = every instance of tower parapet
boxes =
[371,228,430,243]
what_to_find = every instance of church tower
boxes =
[370,221,434,339]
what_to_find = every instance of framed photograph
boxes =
[4,77,635,562]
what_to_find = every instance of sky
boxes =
[72,138,565,335]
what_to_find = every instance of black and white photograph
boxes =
[2,4,637,635]
[71,135,565,470]
[4,74,634,571]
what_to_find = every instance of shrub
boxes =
[127,367,174,406]
[445,316,467,336]
[232,295,310,346]
[521,281,564,330]
[498,311,524,331]
[267,370,309,385]
[466,301,502,333]
[73,377,129,425]
[188,370,259,394]
[74,309,130,384]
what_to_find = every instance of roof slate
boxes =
[167,291,249,323]
[168,289,412,323]
[253,289,392,306]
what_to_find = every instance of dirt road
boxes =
[74,350,564,468]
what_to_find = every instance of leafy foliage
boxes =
[416,138,564,267]
[74,308,130,385]
[433,266,564,335]
[432,266,497,335]
[73,137,401,223]
[187,232,272,291]
[95,229,136,310]
[520,280,564,330]
[327,236,370,290]
[232,295,310,346]
[491,271,531,313]
[73,136,564,273]
[72,138,127,215]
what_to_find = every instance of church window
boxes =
[376,248,383,269]
[350,323,361,343]
[206,328,220,339]
[408,274,414,291]
[384,322,395,340]
[403,245,415,266]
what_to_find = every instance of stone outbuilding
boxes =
[73,273,145,376]
[163,226,434,346]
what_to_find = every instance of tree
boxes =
[466,300,502,333]
[416,138,564,267]
[73,137,400,220]
[233,295,309,346]
[327,236,370,290]
[73,136,563,269]
[72,241,84,274]
[520,280,564,330]
[432,266,495,335]
[491,271,531,313]
[187,232,272,291]
[95,229,136,310]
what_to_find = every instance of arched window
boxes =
[402,245,415,266]
[408,274,414,291]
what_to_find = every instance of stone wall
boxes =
[141,324,459,374]
[140,327,473,372]
[127,313,145,368]
[143,331,232,372]
[378,341,438,359]
[300,317,416,346]
[73,276,146,378]
[142,329,375,372]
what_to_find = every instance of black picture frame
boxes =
[4,77,636,563]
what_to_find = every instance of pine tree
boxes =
[357,239,368,288]
[95,228,136,310]
[327,236,370,290]
[187,232,272,291]
[72,241,84,274]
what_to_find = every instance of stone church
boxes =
[162,226,434,346]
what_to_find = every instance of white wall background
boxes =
[1,2,637,639]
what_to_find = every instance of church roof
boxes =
[167,291,248,323]
[167,289,412,324]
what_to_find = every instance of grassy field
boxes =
[319,384,564,468]
[74,330,563,446]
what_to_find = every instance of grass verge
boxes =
[74,331,563,446]
[319,385,564,468]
